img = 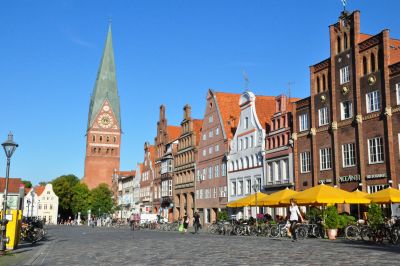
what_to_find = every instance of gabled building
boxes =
[0,177,25,212]
[173,104,202,221]
[115,170,136,219]
[83,25,121,189]
[195,90,240,224]
[227,91,275,219]
[265,95,299,193]
[24,184,59,224]
[154,105,181,214]
[140,142,155,214]
[292,10,400,196]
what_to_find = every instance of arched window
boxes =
[106,136,110,142]
[106,148,109,154]
[240,158,244,169]
[245,137,248,149]
[239,139,243,151]
[277,136,281,147]
[92,135,96,142]
[337,36,342,53]
[250,156,254,168]
[99,135,103,142]
[363,56,368,75]
[253,154,258,166]
[371,53,376,72]
[250,136,254,148]
[322,74,327,91]
[93,148,97,153]
[277,119,281,129]
[245,157,249,169]
[231,161,235,171]
[344,32,348,50]
[317,76,321,93]
[98,148,101,154]
[271,138,275,149]
[237,160,240,170]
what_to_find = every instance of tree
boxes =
[71,182,91,217]
[38,181,47,186]
[90,183,114,217]
[51,174,80,218]
[22,180,32,188]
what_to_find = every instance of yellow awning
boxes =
[226,192,269,208]
[258,187,297,207]
[280,183,352,205]
[366,187,400,203]
[344,189,371,204]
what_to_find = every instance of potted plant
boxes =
[367,203,384,243]
[324,206,339,240]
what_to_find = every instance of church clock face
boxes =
[97,113,114,128]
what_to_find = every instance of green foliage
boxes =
[368,203,384,230]
[217,210,229,221]
[51,174,80,218]
[324,206,339,229]
[38,181,47,186]
[306,206,322,222]
[90,183,114,217]
[22,180,32,188]
[71,182,91,217]
[338,214,356,229]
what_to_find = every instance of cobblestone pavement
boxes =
[8,225,400,265]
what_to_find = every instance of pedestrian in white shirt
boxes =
[289,198,303,242]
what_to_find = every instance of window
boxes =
[282,160,289,181]
[238,181,243,195]
[300,152,311,173]
[274,161,280,181]
[299,113,309,132]
[342,143,356,167]
[341,101,353,120]
[231,182,237,196]
[202,149,206,157]
[221,163,226,176]
[209,147,213,154]
[168,180,172,196]
[114,136,116,143]
[318,107,329,126]
[196,170,201,181]
[337,36,341,53]
[344,33,348,50]
[92,135,96,142]
[50,204,53,210]
[363,56,368,75]
[209,130,213,138]
[267,162,273,182]
[239,139,243,151]
[340,66,350,84]
[371,53,376,72]
[38,204,42,210]
[245,137,248,149]
[215,127,219,135]
[106,136,110,142]
[366,91,380,113]
[209,115,213,123]
[213,187,217,198]
[215,144,219,152]
[99,135,103,142]
[367,184,389,194]
[396,83,400,105]
[250,136,253,148]
[246,179,251,194]
[208,166,213,179]
[214,165,219,178]
[44,204,47,210]
[368,137,384,164]
[245,117,249,129]
[202,169,207,180]
[320,148,332,170]
[202,134,206,141]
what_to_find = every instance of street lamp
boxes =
[30,190,35,218]
[27,199,31,218]
[252,182,260,227]
[1,132,18,252]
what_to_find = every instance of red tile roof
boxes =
[254,96,278,130]
[167,126,181,142]
[117,170,136,178]
[359,33,400,65]
[148,145,156,166]
[192,119,203,146]
[359,33,373,43]
[34,185,45,197]
[0,177,24,194]
[214,92,242,140]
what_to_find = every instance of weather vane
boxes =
[242,70,249,90]
[341,0,347,11]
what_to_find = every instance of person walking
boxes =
[289,198,303,242]
[183,214,189,233]
[193,212,201,234]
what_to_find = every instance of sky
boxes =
[1,0,399,185]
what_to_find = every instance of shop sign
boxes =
[339,175,361,183]
[318,179,332,184]
[366,173,386,180]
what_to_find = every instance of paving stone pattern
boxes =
[17,226,400,265]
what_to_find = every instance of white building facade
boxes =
[23,184,59,224]
[227,91,274,219]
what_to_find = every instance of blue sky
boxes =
[1,0,399,185]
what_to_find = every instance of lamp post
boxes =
[0,132,18,252]
[29,190,34,218]
[27,199,31,218]
[252,182,260,227]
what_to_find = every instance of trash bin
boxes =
[1,209,22,250]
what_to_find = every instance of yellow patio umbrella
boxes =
[280,183,352,205]
[344,189,371,204]
[258,187,297,207]
[366,187,400,203]
[226,192,269,208]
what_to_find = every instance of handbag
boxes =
[178,224,184,232]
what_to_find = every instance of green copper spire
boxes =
[87,24,121,130]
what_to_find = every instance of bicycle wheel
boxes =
[312,225,325,238]
[345,225,360,241]
[360,227,372,241]
[249,226,258,236]
[269,225,279,238]
[296,226,307,240]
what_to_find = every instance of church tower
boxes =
[82,25,121,189]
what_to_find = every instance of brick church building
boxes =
[82,25,121,189]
